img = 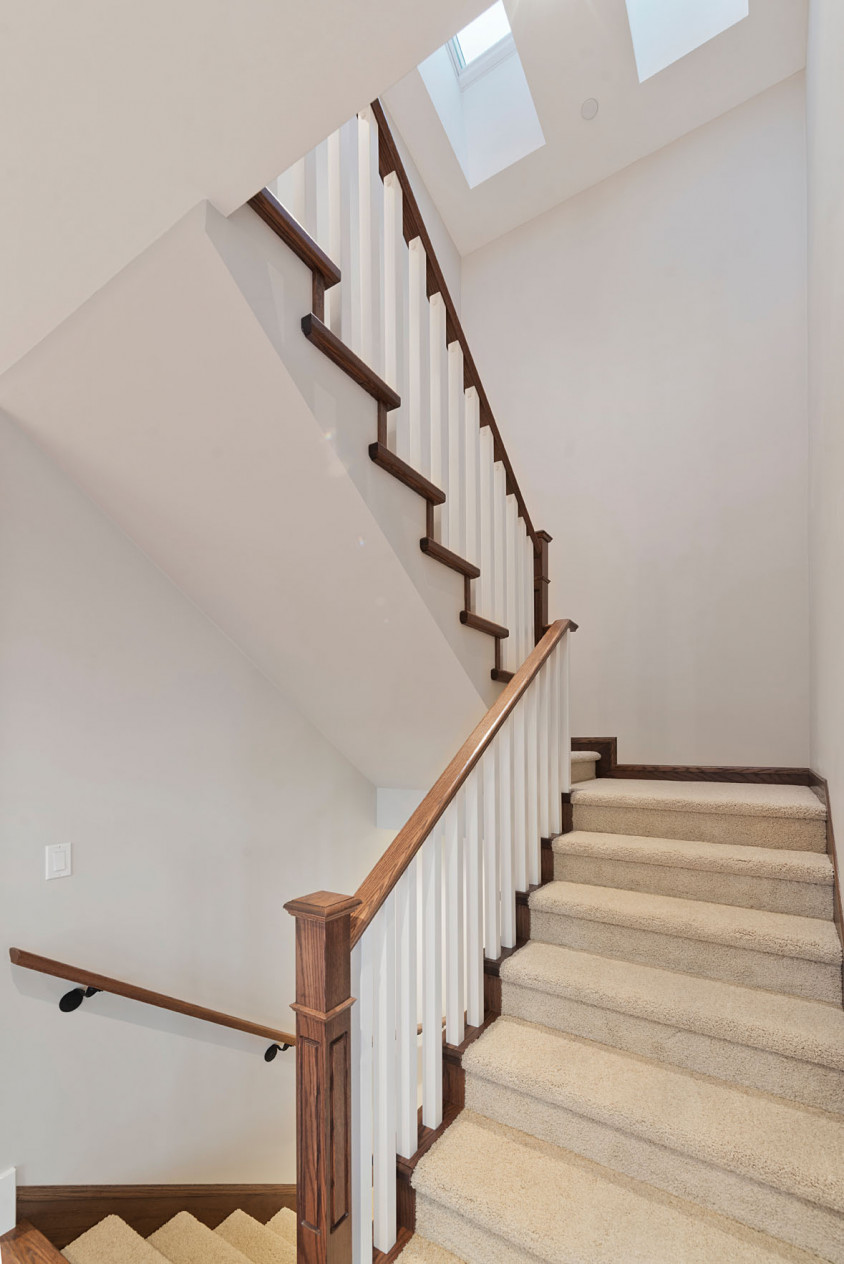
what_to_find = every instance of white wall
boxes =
[0,417,391,1183]
[807,0,844,855]
[461,76,810,765]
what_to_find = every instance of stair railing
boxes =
[285,618,576,1262]
[251,101,552,678]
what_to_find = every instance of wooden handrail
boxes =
[350,617,577,946]
[9,948,296,1048]
[369,98,539,551]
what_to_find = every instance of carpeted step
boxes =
[63,1216,170,1264]
[570,751,600,784]
[529,881,843,1003]
[214,1211,295,1264]
[413,1110,825,1264]
[264,1208,296,1249]
[553,831,834,918]
[399,1237,467,1263]
[148,1213,253,1264]
[501,941,844,1113]
[571,780,827,852]
[463,1017,844,1262]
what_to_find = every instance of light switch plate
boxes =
[45,842,72,880]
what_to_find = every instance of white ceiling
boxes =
[382,0,807,255]
[0,0,486,378]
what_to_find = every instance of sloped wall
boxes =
[461,76,810,765]
[0,417,391,1183]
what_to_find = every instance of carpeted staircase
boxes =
[411,776,844,1264]
[62,1208,297,1264]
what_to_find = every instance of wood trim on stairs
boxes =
[302,314,400,409]
[807,772,844,1005]
[14,1187,296,1252]
[247,190,341,289]
[570,737,813,785]
[0,1219,65,1263]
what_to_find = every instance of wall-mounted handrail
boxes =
[350,617,576,947]
[368,99,538,548]
[9,948,296,1053]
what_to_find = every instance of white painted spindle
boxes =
[444,800,465,1047]
[395,863,418,1160]
[421,831,443,1128]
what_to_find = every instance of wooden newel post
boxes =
[283,891,361,1264]
[534,529,552,644]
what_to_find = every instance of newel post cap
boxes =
[284,891,361,922]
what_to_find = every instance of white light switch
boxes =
[45,843,72,880]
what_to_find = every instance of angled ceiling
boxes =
[0,0,487,377]
[382,0,807,255]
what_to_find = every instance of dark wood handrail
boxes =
[9,948,296,1047]
[369,98,539,551]
[248,189,340,288]
[350,618,577,946]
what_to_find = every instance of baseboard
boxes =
[571,737,811,784]
[17,1184,295,1250]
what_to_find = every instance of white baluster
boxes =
[325,129,342,334]
[482,748,501,959]
[444,800,465,1047]
[355,107,382,374]
[351,937,374,1264]
[406,238,429,470]
[421,831,443,1128]
[339,117,364,356]
[493,464,508,630]
[373,899,397,1253]
[513,700,528,894]
[478,428,495,620]
[445,343,465,556]
[560,630,572,794]
[499,716,516,949]
[383,172,407,455]
[538,664,550,839]
[395,862,418,1160]
[429,293,448,535]
[526,679,540,886]
[464,768,484,1028]
[549,643,561,836]
[271,156,306,225]
[505,496,518,670]
[514,509,525,665]
[464,387,481,572]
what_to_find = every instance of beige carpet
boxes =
[63,1208,296,1264]
[412,777,843,1264]
[571,780,827,850]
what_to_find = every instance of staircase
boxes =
[410,776,844,1263]
[61,1207,297,1264]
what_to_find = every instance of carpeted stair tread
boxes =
[63,1216,170,1264]
[413,1111,824,1264]
[399,1237,467,1263]
[214,1211,294,1264]
[148,1213,253,1264]
[571,780,826,820]
[463,1017,844,1214]
[529,882,842,964]
[264,1209,296,1248]
[553,831,833,883]
[571,751,601,764]
[500,941,844,1070]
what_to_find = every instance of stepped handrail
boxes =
[351,617,576,947]
[9,948,295,1058]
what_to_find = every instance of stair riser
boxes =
[415,1196,545,1264]
[554,855,833,919]
[502,981,844,1115]
[530,911,843,1004]
[465,1078,844,1264]
[570,763,597,785]
[572,805,828,853]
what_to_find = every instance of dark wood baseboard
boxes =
[571,737,811,785]
[17,1184,295,1251]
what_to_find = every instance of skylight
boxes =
[625,0,749,83]
[452,1,511,70]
